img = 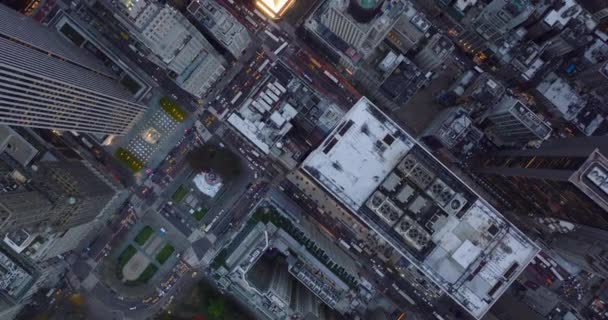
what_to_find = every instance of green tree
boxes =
[207,298,225,319]
[187,145,242,180]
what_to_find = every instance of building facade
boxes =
[0,160,121,234]
[548,225,608,278]
[186,0,251,58]
[413,33,454,72]
[120,1,225,98]
[0,5,146,135]
[485,96,552,146]
[474,136,608,230]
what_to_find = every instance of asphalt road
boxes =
[59,1,456,319]
[279,178,449,319]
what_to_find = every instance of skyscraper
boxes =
[0,159,121,234]
[0,5,146,135]
[118,1,225,98]
[485,96,552,146]
[413,33,454,72]
[472,0,534,43]
[474,136,608,230]
[457,0,534,53]
[548,225,608,278]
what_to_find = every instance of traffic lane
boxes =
[211,187,260,235]
[279,180,440,314]
[72,260,93,280]
[205,139,256,233]
[207,169,254,234]
[159,206,194,237]
[89,283,134,311]
[132,272,204,319]
[87,229,113,260]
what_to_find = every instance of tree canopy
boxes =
[187,144,242,180]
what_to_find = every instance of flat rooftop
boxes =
[302,97,539,319]
[302,97,415,210]
[575,149,608,212]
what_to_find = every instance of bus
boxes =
[274,42,288,55]
[204,223,213,233]
[339,239,351,250]
[397,289,416,305]
[264,29,279,42]
[230,91,242,105]
[245,16,258,29]
[433,312,446,320]
[373,266,385,278]
[324,70,339,84]
[303,73,313,83]
[257,59,270,73]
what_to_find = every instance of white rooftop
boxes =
[543,0,581,28]
[302,97,415,210]
[537,73,585,121]
[302,97,539,319]
[587,165,608,197]
[193,172,222,197]
[425,200,539,318]
[455,0,477,12]
[227,78,295,154]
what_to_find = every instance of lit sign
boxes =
[255,0,295,19]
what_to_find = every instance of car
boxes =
[129,306,137,311]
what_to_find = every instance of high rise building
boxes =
[548,225,608,278]
[186,0,251,58]
[0,159,121,234]
[0,5,146,135]
[306,0,406,68]
[485,96,552,146]
[472,0,534,43]
[268,260,293,307]
[543,21,593,58]
[575,61,608,92]
[413,33,454,72]
[118,1,225,98]
[0,242,39,319]
[474,136,608,230]
[290,280,321,318]
[457,0,534,53]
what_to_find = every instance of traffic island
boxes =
[122,252,151,282]
[115,147,144,172]
[134,226,154,246]
[160,96,187,122]
[125,264,158,286]
[155,244,175,265]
